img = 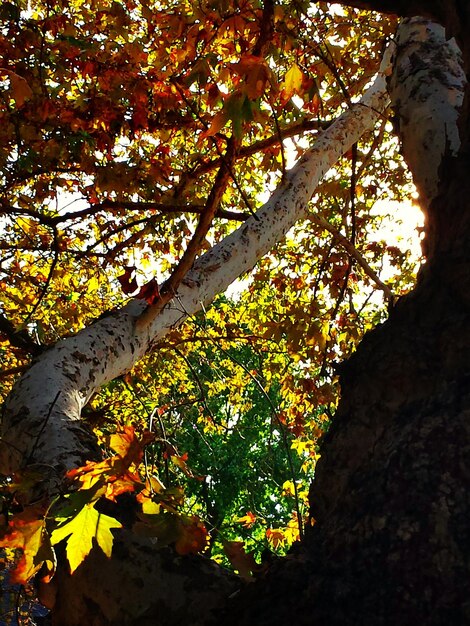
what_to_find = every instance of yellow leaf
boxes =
[281,64,304,102]
[51,504,122,573]
[86,276,100,293]
[281,479,296,497]
[236,511,257,528]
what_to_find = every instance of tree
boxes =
[0,0,468,624]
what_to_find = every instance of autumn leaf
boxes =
[236,511,257,528]
[66,426,153,499]
[174,516,208,555]
[50,504,122,573]
[231,55,271,100]
[0,69,33,108]
[223,540,258,580]
[266,528,286,549]
[137,278,161,306]
[199,109,229,140]
[280,64,304,104]
[117,266,139,295]
[0,508,55,584]
[109,424,154,467]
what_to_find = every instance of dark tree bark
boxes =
[217,7,470,626]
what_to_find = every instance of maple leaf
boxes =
[174,516,208,555]
[66,426,153,499]
[117,266,139,295]
[199,109,229,140]
[0,507,55,584]
[236,511,257,528]
[50,503,122,573]
[231,55,271,100]
[223,540,258,580]
[137,278,161,305]
[0,69,33,108]
[266,528,286,549]
[109,424,154,467]
[280,64,304,104]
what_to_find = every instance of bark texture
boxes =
[49,534,239,626]
[218,12,470,626]
[221,236,470,626]
[388,18,465,214]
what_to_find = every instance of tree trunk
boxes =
[221,242,470,626]
[219,14,470,626]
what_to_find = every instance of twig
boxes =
[313,214,395,303]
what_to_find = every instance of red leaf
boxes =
[137,278,160,305]
[118,266,138,294]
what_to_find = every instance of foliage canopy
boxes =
[0,0,422,611]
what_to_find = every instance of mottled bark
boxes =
[388,18,465,214]
[49,534,239,626]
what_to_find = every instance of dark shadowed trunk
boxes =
[223,232,470,625]
[219,6,470,625]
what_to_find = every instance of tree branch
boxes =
[0,313,41,356]
[312,215,395,304]
[0,39,394,477]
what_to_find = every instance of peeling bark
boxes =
[389,18,466,214]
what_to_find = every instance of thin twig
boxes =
[313,214,395,303]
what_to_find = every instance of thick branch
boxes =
[0,42,394,476]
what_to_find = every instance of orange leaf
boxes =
[236,511,257,528]
[266,527,286,549]
[0,69,33,108]
[137,278,161,306]
[175,517,208,555]
[223,540,258,580]
[199,109,229,140]
[231,55,271,100]
[0,508,55,584]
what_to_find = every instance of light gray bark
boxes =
[389,18,466,212]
